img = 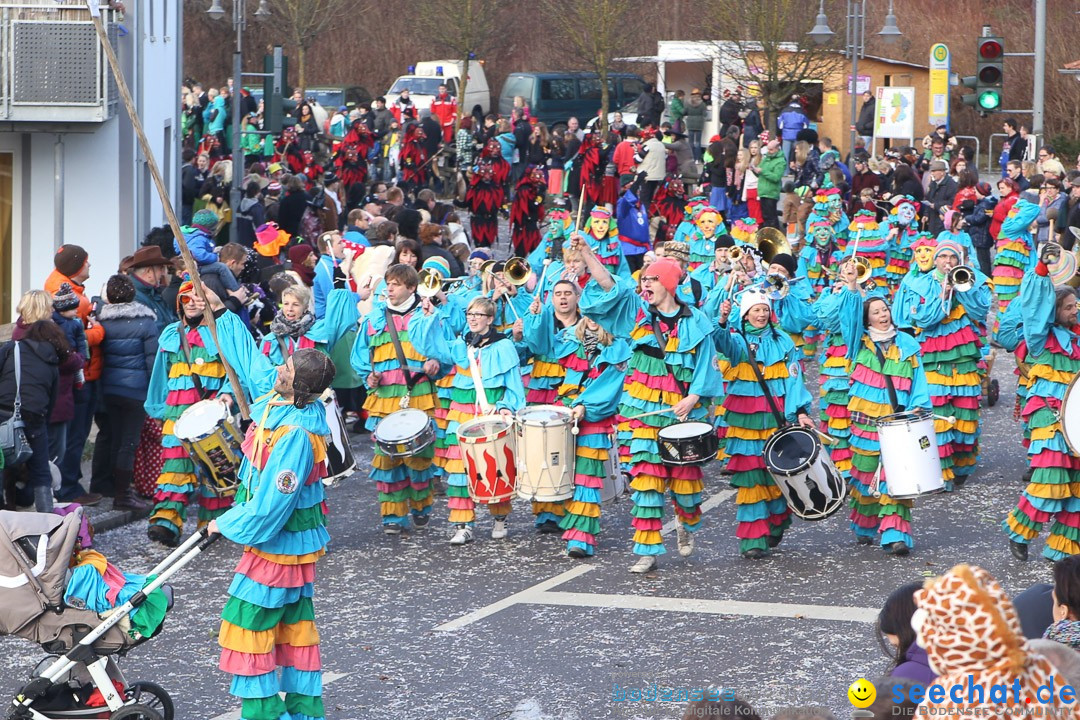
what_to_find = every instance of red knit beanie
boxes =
[650,258,682,296]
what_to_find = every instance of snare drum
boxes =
[173,400,243,497]
[515,405,575,502]
[1060,374,1080,455]
[374,408,436,458]
[457,414,516,504]
[656,421,718,466]
[599,441,627,504]
[321,393,356,484]
[876,410,945,499]
[763,426,846,521]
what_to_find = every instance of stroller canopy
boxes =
[0,510,82,636]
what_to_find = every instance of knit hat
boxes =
[421,256,451,278]
[976,181,993,197]
[934,240,963,261]
[105,274,135,304]
[54,244,88,278]
[757,130,771,144]
[769,252,798,278]
[469,248,492,262]
[664,241,690,264]
[52,282,79,312]
[191,209,219,233]
[739,288,772,321]
[717,235,735,248]
[648,258,682,296]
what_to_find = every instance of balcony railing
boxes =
[0,1,119,123]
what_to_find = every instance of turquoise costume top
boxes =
[711,323,812,422]
[145,322,234,420]
[550,334,630,422]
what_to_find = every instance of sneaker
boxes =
[383,524,402,536]
[491,519,508,540]
[412,514,430,527]
[676,525,694,557]
[537,519,562,534]
[449,525,474,545]
[629,555,658,574]
[147,525,179,548]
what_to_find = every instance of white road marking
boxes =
[525,592,879,623]
[661,489,735,535]
[433,564,595,632]
[208,672,350,720]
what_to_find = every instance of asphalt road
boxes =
[0,346,1056,720]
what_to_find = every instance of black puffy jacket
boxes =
[0,335,58,422]
[98,302,158,402]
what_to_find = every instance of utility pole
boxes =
[1032,0,1045,136]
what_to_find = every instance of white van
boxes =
[386,60,490,115]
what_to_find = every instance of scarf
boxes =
[466,326,504,349]
[270,310,315,340]
[1043,619,1080,650]
[582,326,600,359]
[386,294,418,315]
[868,326,897,343]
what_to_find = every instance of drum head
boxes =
[459,416,510,439]
[517,406,571,425]
[1063,376,1080,454]
[174,400,226,441]
[375,409,429,441]
[765,428,818,475]
[657,421,714,440]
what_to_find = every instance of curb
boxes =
[82,501,146,534]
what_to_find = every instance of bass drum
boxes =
[321,392,356,485]
[763,426,845,521]
[1060,374,1080,455]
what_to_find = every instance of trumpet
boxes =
[946,265,975,293]
[843,256,872,285]
[729,246,744,263]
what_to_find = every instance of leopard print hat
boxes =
[914,565,1080,719]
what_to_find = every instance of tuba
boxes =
[754,227,792,264]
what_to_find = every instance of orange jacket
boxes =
[45,269,106,381]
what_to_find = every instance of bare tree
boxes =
[265,0,357,92]
[412,0,505,131]
[536,0,648,132]
[704,0,847,128]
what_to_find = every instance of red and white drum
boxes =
[458,414,517,504]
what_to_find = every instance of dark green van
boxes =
[497,72,645,132]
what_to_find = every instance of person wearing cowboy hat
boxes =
[128,245,176,331]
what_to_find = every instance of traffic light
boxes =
[961,36,1003,116]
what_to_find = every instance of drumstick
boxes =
[575,183,588,230]
[624,406,677,421]
[813,428,837,446]
[535,259,551,301]
[934,414,957,426]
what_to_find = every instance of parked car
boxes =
[386,60,490,115]
[497,71,645,132]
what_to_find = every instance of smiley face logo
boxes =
[848,678,876,708]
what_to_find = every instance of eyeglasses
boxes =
[465,312,493,318]
[641,275,660,283]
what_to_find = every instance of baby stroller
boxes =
[1,509,219,720]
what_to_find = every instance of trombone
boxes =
[417,268,469,299]
[943,264,975,307]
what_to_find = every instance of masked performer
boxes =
[466,140,511,248]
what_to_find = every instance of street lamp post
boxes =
[808,0,901,157]
[208,0,270,242]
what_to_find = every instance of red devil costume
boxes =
[273,127,305,174]
[651,176,688,242]
[399,124,429,197]
[510,166,548,258]
[466,139,510,248]
[300,151,325,189]
[578,134,607,210]
[332,121,375,198]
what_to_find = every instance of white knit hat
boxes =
[739,288,772,321]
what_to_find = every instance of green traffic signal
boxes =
[978,90,1001,111]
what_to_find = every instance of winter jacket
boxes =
[758,150,786,200]
[204,95,227,135]
[44,270,104,382]
[741,108,763,146]
[794,147,821,189]
[990,193,1018,241]
[98,302,158,402]
[669,96,685,123]
[52,312,88,362]
[0,333,58,422]
[372,107,393,138]
[849,170,880,215]
[777,104,808,141]
[638,137,667,181]
[668,139,698,179]
[132,275,174,333]
[964,195,998,249]
[176,226,217,266]
[855,98,875,136]
[891,644,937,685]
[924,176,958,235]
[46,333,84,425]
[495,132,516,165]
[683,98,706,133]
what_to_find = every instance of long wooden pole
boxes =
[89,6,250,419]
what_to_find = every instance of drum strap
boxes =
[648,319,689,397]
[744,339,787,428]
[871,341,902,413]
[385,307,425,392]
[179,328,206,400]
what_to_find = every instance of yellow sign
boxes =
[929,43,950,125]
[827,92,839,106]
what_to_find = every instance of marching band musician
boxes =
[575,235,722,574]
[145,281,236,548]
[713,288,815,559]
[992,194,1042,335]
[817,261,932,556]
[884,195,922,294]
[755,252,815,348]
[197,297,336,720]
[351,264,444,535]
[690,236,737,298]
[411,295,526,545]
[797,222,842,358]
[526,205,572,273]
[900,241,992,492]
[525,297,630,557]
[1003,244,1080,562]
